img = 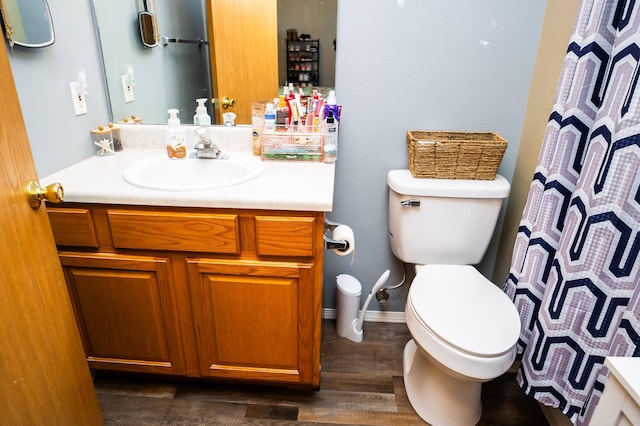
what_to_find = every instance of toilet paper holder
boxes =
[324,219,350,252]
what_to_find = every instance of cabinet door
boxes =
[187,259,316,385]
[60,253,184,375]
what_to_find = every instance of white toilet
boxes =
[387,170,521,426]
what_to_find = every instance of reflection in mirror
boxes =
[138,0,158,48]
[93,0,212,125]
[92,0,336,125]
[0,0,55,48]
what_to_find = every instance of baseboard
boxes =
[322,308,406,323]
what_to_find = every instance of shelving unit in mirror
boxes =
[287,39,319,86]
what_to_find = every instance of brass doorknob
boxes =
[221,96,236,109]
[27,181,64,209]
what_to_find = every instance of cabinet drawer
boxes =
[255,216,315,257]
[107,210,239,253]
[47,207,98,247]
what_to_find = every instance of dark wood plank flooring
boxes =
[94,320,548,425]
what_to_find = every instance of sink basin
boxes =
[123,153,264,191]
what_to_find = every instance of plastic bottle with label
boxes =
[323,110,338,163]
[264,103,276,131]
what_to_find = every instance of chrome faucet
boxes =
[193,127,222,159]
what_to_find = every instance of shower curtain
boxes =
[504,1,640,424]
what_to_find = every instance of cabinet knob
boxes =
[26,181,64,209]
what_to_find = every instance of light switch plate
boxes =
[121,75,135,103]
[69,82,87,115]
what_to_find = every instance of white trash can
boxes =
[335,274,361,339]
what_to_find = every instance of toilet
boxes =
[387,170,521,426]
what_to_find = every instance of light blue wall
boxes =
[326,0,546,311]
[8,0,546,312]
[7,0,109,177]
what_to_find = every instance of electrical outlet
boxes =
[69,81,87,115]
[121,75,135,102]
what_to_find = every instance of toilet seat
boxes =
[408,265,520,358]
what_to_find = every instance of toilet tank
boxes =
[387,170,510,265]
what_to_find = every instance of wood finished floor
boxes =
[94,320,548,425]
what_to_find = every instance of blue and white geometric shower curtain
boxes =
[503,1,640,424]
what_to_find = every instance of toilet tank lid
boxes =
[387,170,510,198]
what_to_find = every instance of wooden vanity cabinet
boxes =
[47,203,325,388]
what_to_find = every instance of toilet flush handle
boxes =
[400,199,421,207]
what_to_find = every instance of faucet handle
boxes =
[195,126,212,140]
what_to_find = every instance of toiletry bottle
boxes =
[287,83,296,125]
[264,103,276,131]
[313,96,324,133]
[251,102,267,156]
[166,109,187,159]
[288,83,295,100]
[323,110,338,163]
[276,94,289,129]
[193,98,211,125]
[324,90,340,121]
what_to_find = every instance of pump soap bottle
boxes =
[166,109,187,159]
[193,98,212,125]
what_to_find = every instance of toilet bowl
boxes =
[386,170,519,425]
[404,265,520,426]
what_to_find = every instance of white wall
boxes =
[8,0,547,312]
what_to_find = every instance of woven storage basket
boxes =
[407,131,507,180]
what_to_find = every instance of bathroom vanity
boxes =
[41,126,335,388]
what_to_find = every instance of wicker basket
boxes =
[407,131,507,180]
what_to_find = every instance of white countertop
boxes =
[41,125,335,212]
[605,357,640,404]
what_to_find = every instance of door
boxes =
[0,40,104,424]
[207,0,279,124]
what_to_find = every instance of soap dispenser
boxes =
[166,109,187,159]
[193,98,211,125]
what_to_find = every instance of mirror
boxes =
[0,0,55,48]
[92,0,336,125]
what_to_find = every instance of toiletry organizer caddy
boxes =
[407,130,507,180]
[261,124,324,161]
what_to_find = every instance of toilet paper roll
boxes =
[332,225,355,263]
